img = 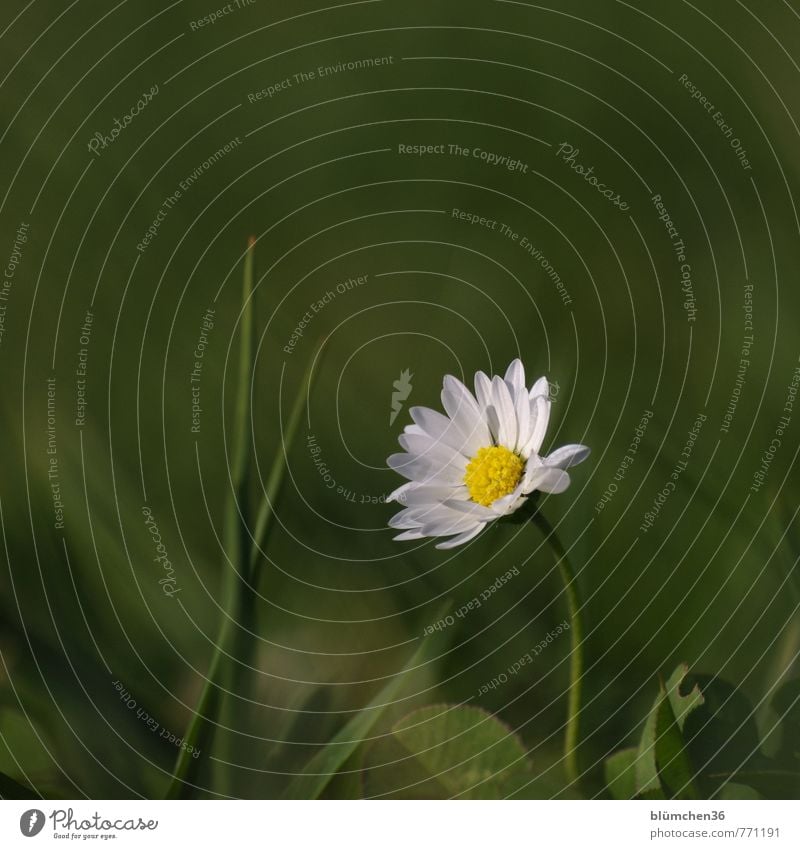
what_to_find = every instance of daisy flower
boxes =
[387,359,589,549]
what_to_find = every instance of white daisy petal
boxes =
[513,381,531,453]
[474,371,493,412]
[521,459,546,490]
[387,481,415,503]
[443,499,498,520]
[525,466,571,495]
[393,529,425,541]
[389,502,471,533]
[398,432,464,466]
[524,394,551,455]
[529,376,549,399]
[388,509,424,530]
[441,376,491,452]
[387,452,466,486]
[421,513,485,537]
[435,523,486,549]
[396,485,466,507]
[442,374,481,414]
[485,405,501,444]
[409,406,470,454]
[504,359,525,394]
[491,375,517,450]
[539,469,571,494]
[491,478,530,514]
[543,443,590,470]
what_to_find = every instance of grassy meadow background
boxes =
[0,0,799,798]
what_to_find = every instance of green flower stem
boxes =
[531,509,584,788]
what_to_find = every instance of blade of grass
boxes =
[283,601,453,800]
[216,236,259,795]
[220,344,326,795]
[166,238,257,799]
[0,770,41,800]
[249,346,325,576]
[227,234,257,581]
[166,337,326,795]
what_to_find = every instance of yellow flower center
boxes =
[464,445,524,507]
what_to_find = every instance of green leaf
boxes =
[283,605,452,800]
[692,673,800,799]
[666,664,706,728]
[0,770,40,799]
[707,769,800,800]
[682,674,765,793]
[605,666,792,800]
[716,782,762,800]
[655,688,700,799]
[604,747,638,799]
[770,678,800,766]
[635,686,665,796]
[363,704,532,799]
[635,664,704,798]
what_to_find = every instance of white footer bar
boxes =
[1,800,796,848]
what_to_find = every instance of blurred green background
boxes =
[1,0,799,798]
